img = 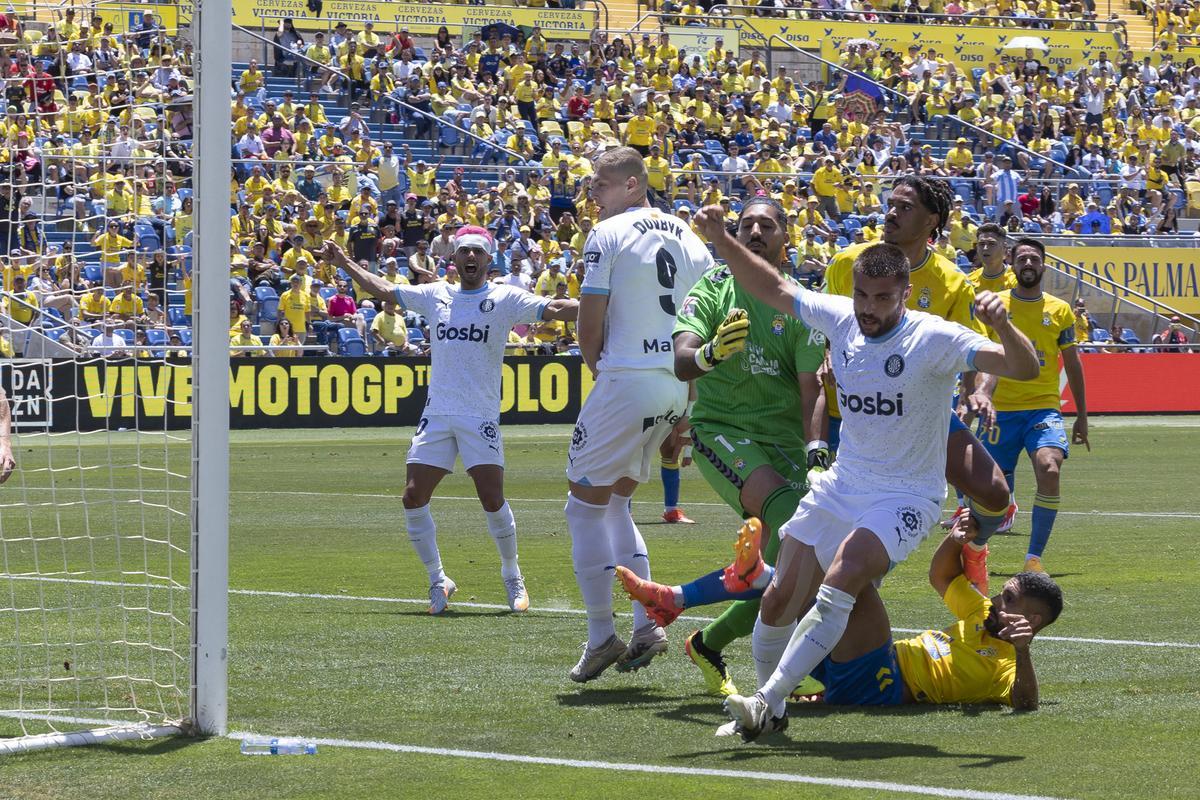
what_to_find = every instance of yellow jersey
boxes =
[989,290,1075,412]
[966,266,1017,295]
[625,116,656,147]
[894,575,1017,706]
[826,242,983,335]
[277,287,311,334]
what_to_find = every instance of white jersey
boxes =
[581,206,714,373]
[792,288,992,503]
[394,281,549,418]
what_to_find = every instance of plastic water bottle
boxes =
[240,735,317,755]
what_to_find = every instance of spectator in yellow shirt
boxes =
[107,285,143,328]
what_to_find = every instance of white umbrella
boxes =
[1004,36,1050,52]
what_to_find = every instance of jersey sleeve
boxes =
[672,271,722,341]
[1057,306,1077,349]
[500,285,552,325]
[791,284,852,336]
[923,314,994,374]
[580,226,616,295]
[791,321,826,375]
[945,275,986,336]
[392,283,433,316]
[942,574,987,621]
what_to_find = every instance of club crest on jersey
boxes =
[884,354,905,377]
[1042,312,1052,327]
[479,298,496,313]
[734,458,746,471]
[478,421,499,442]
[772,314,786,335]
[918,287,932,309]
[680,296,698,318]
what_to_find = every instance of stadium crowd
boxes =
[0,6,1194,357]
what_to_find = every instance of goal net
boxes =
[0,0,229,752]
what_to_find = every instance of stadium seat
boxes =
[167,307,191,327]
[337,328,366,357]
[407,327,425,343]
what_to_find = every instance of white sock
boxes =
[672,586,685,607]
[485,501,520,580]
[761,584,856,716]
[752,617,796,691]
[608,493,652,630]
[404,504,444,585]
[566,493,616,647]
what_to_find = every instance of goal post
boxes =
[191,0,232,739]
[0,0,230,752]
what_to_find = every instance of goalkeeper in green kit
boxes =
[616,197,827,696]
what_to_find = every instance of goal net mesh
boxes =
[0,2,195,744]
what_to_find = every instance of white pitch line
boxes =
[224,731,1071,800]
[7,575,1199,650]
[0,711,1073,799]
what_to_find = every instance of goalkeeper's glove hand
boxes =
[695,308,750,371]
[806,442,831,473]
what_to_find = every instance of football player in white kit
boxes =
[565,147,714,683]
[690,207,1039,740]
[325,228,578,615]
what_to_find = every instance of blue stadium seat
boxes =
[83,264,103,284]
[1091,328,1110,342]
[255,286,279,323]
[145,329,167,346]
[319,286,337,301]
[337,328,366,356]
[167,307,191,327]
[113,328,135,345]
[407,327,425,343]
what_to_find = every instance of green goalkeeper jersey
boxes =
[673,265,825,447]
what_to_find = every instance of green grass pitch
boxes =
[1,418,1198,799]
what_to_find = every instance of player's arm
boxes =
[692,206,798,318]
[0,387,14,484]
[673,309,749,379]
[320,240,395,304]
[928,527,967,598]
[542,298,578,322]
[1061,345,1089,451]
[971,291,1039,380]
[577,293,606,377]
[1005,627,1040,711]
[799,372,830,469]
[959,370,997,431]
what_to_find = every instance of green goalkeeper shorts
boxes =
[691,422,809,518]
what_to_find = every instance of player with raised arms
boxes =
[691,205,1039,741]
[615,196,827,697]
[564,146,714,683]
[824,176,1015,591]
[326,228,578,615]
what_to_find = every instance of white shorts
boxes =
[407,414,504,472]
[779,468,940,573]
[566,370,687,487]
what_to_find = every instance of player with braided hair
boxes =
[825,176,1013,592]
[616,195,827,697]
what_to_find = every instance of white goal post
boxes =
[0,0,230,753]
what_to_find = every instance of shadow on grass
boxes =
[988,570,1081,581]
[557,686,692,708]
[672,736,1024,768]
[93,735,201,757]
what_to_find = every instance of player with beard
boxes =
[564,147,714,683]
[326,228,578,615]
[825,176,1013,592]
[975,238,1088,574]
[704,514,1062,716]
[690,205,1038,742]
[616,197,827,697]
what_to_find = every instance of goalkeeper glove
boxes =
[695,308,750,371]
[806,441,831,472]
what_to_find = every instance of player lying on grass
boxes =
[704,514,1062,724]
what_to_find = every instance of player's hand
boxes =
[974,290,1008,329]
[995,611,1034,651]
[806,445,831,473]
[816,348,834,390]
[1072,416,1090,451]
[699,308,750,369]
[943,508,978,542]
[959,391,996,431]
[692,205,729,242]
[0,447,13,485]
